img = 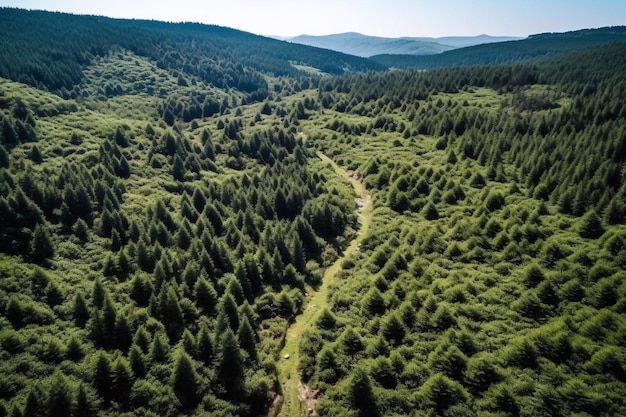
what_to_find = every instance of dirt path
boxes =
[272,152,373,417]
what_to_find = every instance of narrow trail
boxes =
[272,152,373,417]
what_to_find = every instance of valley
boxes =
[0,8,625,417]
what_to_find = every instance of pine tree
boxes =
[92,278,105,309]
[100,295,117,348]
[172,155,186,182]
[31,223,54,264]
[73,384,92,417]
[93,351,112,405]
[580,209,605,239]
[349,368,379,417]
[237,315,257,362]
[163,285,185,342]
[66,334,84,361]
[0,144,9,168]
[47,372,72,417]
[196,324,214,365]
[218,293,240,332]
[150,333,170,363]
[30,145,42,163]
[217,329,244,399]
[172,351,199,409]
[181,329,197,356]
[115,315,132,352]
[23,385,44,417]
[194,277,217,316]
[129,344,147,378]
[5,297,24,329]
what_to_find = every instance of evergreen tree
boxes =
[218,293,240,332]
[47,372,72,417]
[93,351,112,405]
[111,357,132,410]
[181,329,197,357]
[216,329,244,399]
[150,333,170,363]
[172,351,199,409]
[29,145,42,163]
[115,314,132,352]
[31,223,54,264]
[129,344,147,378]
[0,144,9,168]
[580,209,605,238]
[349,368,379,417]
[66,334,84,361]
[172,155,186,182]
[5,297,24,329]
[92,278,105,309]
[73,384,92,417]
[23,385,44,417]
[237,315,258,362]
[194,277,217,316]
[196,324,214,365]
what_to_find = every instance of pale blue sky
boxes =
[1,0,624,38]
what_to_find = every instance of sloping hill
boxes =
[0,8,385,97]
[371,26,626,69]
[288,32,520,57]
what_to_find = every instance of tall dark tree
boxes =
[196,324,214,365]
[47,372,72,417]
[93,352,112,405]
[237,315,258,362]
[216,329,244,399]
[31,223,54,264]
[172,351,199,409]
[349,368,379,417]
[73,384,92,417]
[111,358,132,410]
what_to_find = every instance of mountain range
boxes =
[285,32,523,57]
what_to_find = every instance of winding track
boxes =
[273,152,373,417]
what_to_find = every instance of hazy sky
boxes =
[1,0,625,38]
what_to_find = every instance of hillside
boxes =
[287,33,520,58]
[371,26,626,69]
[1,8,626,417]
[0,8,384,96]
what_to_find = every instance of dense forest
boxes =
[1,8,625,417]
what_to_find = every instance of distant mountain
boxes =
[370,26,626,69]
[287,32,522,57]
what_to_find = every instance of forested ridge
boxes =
[370,26,626,70]
[1,8,625,417]
[0,8,383,97]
